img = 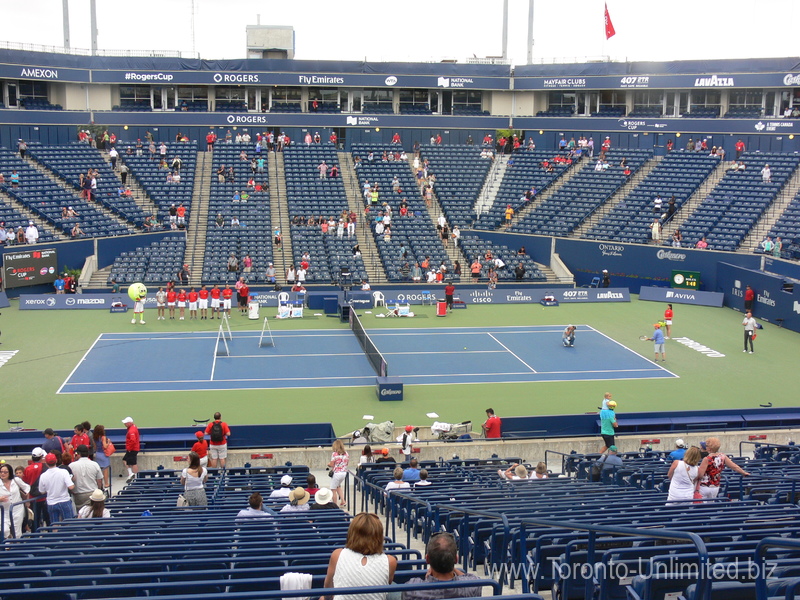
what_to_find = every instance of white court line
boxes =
[587,325,680,378]
[219,352,365,359]
[487,333,538,373]
[57,334,104,394]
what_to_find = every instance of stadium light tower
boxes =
[527,0,534,64]
[501,0,509,61]
[89,0,98,55]
[62,0,70,49]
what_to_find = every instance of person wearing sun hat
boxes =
[78,488,110,519]
[37,453,75,523]
[279,487,310,513]
[310,487,339,510]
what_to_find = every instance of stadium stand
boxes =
[270,102,302,113]
[473,149,577,230]
[351,144,451,282]
[204,143,272,284]
[509,149,653,237]
[291,224,368,284]
[583,150,721,244]
[106,235,186,285]
[0,147,128,238]
[459,234,546,281]
[26,143,147,227]
[419,144,491,230]
[761,189,800,260]
[679,151,800,251]
[119,141,197,228]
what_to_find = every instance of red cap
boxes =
[195,431,204,439]
[45,453,58,465]
[405,425,413,433]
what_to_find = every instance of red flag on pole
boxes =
[604,3,616,39]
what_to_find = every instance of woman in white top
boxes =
[0,463,30,538]
[324,512,397,600]
[328,439,350,508]
[78,488,111,519]
[385,467,411,493]
[180,452,208,506]
[530,462,549,480]
[666,446,702,504]
[358,445,375,467]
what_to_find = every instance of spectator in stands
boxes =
[514,263,526,281]
[122,417,140,482]
[0,463,31,538]
[205,412,231,468]
[773,237,783,258]
[70,444,103,509]
[237,492,276,519]
[280,487,310,513]
[599,401,617,453]
[671,229,682,247]
[385,467,411,493]
[595,446,623,477]
[761,236,774,253]
[487,267,497,289]
[402,531,480,600]
[403,459,421,482]
[25,221,39,245]
[71,223,85,237]
[326,512,397,595]
[376,448,396,464]
[269,474,294,498]
[359,445,375,467]
[311,488,339,510]
[305,474,320,496]
[695,237,708,249]
[669,439,687,461]
[482,408,502,438]
[328,439,349,508]
[697,438,750,500]
[761,164,772,182]
[192,431,209,468]
[649,219,661,244]
[498,463,528,480]
[38,452,75,523]
[180,452,208,506]
[78,488,110,519]
[531,462,549,480]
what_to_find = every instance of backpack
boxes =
[590,455,607,482]
[209,421,225,443]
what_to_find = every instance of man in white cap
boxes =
[269,474,293,498]
[669,439,687,461]
[601,270,610,288]
[122,417,140,482]
[266,263,276,284]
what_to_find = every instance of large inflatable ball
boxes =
[128,282,148,302]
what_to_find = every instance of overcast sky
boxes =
[5,0,799,65]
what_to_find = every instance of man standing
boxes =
[647,323,667,362]
[744,285,755,313]
[122,416,140,482]
[205,412,231,468]
[70,445,103,507]
[735,139,745,160]
[402,532,481,600]
[54,274,66,294]
[742,310,757,354]
[38,453,75,523]
[42,429,66,461]
[482,408,502,439]
[25,221,39,245]
[601,270,610,288]
[599,400,617,453]
[444,281,455,312]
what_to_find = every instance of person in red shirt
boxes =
[209,284,221,319]
[204,412,231,468]
[744,285,755,312]
[177,289,187,320]
[444,283,455,312]
[188,288,199,320]
[329,132,337,145]
[205,131,216,151]
[122,416,140,482]
[602,136,611,151]
[482,408,502,439]
[664,303,674,339]
[198,285,210,320]
[192,431,209,468]
[221,285,234,316]
[391,132,401,144]
[238,281,250,315]
[68,424,90,459]
[735,139,745,160]
[166,288,177,320]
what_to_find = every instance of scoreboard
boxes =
[3,248,58,289]
[671,269,701,290]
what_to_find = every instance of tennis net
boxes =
[349,309,388,377]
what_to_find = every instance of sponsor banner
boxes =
[0,63,90,83]
[19,294,121,310]
[376,377,403,402]
[638,286,724,307]
[386,287,628,305]
[514,72,798,91]
[90,70,509,89]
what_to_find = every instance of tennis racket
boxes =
[639,335,649,341]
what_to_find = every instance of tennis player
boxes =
[647,323,666,362]
[562,325,576,347]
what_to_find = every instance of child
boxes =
[177,289,187,320]
[156,287,166,321]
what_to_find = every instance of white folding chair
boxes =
[278,291,290,306]
[373,291,385,308]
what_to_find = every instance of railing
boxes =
[0,40,197,59]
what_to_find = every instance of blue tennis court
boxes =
[58,325,677,394]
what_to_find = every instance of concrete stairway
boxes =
[338,152,387,283]
[573,155,663,238]
[268,152,292,278]
[739,163,800,252]
[184,151,212,286]
[474,154,509,217]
